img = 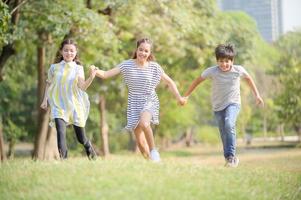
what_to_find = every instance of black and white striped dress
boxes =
[119,59,164,131]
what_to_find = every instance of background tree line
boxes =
[0,0,300,161]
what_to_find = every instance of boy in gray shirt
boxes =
[184,44,264,167]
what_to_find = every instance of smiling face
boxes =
[136,42,151,63]
[61,44,77,62]
[217,57,233,72]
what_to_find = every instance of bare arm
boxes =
[77,66,97,91]
[161,73,187,105]
[78,76,94,91]
[93,66,121,79]
[184,76,206,97]
[244,75,264,106]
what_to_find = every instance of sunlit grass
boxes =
[1,146,301,200]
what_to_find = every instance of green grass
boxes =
[1,146,301,200]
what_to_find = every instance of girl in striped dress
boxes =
[40,39,97,160]
[92,38,187,162]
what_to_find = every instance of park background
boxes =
[0,0,300,199]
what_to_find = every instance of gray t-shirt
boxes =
[201,65,249,111]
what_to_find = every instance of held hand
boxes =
[40,100,48,110]
[178,96,188,106]
[182,96,189,105]
[256,95,264,107]
[89,65,98,79]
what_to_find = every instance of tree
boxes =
[0,0,28,162]
[0,116,5,161]
[0,0,27,81]
[0,0,285,156]
[273,31,301,141]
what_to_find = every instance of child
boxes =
[40,39,98,160]
[184,44,264,167]
[91,38,187,162]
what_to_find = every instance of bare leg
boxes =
[134,125,150,159]
[137,112,155,150]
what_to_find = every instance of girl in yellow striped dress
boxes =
[40,39,97,160]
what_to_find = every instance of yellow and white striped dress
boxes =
[47,60,90,127]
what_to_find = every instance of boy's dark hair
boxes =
[215,44,236,60]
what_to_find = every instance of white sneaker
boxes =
[225,156,239,168]
[150,149,161,162]
[233,157,239,167]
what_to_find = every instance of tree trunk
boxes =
[33,40,50,160]
[0,118,6,162]
[0,45,16,82]
[44,127,59,160]
[295,125,301,143]
[263,112,267,141]
[86,0,92,9]
[185,127,193,147]
[33,111,50,160]
[37,44,46,105]
[99,95,110,157]
[277,123,285,142]
[160,137,171,149]
[7,139,15,159]
[128,132,137,152]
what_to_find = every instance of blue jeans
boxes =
[214,104,240,159]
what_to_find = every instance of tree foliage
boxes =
[273,31,301,132]
[0,0,298,151]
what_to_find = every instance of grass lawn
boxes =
[1,143,301,200]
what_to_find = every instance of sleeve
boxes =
[238,65,250,78]
[156,62,164,76]
[46,64,55,84]
[77,65,85,79]
[201,67,214,79]
[118,61,126,75]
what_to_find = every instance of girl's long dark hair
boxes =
[132,38,155,61]
[55,39,82,65]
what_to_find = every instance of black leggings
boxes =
[55,118,89,159]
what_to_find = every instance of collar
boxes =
[60,60,76,67]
